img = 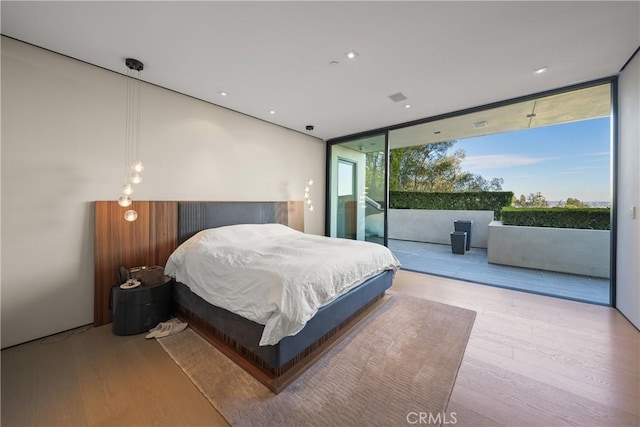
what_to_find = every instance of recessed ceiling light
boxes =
[269,110,276,115]
[533,67,548,75]
[404,104,412,109]
[329,60,339,66]
[345,50,359,60]
[219,91,228,96]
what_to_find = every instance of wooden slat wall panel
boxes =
[120,202,151,268]
[149,202,179,267]
[286,201,304,232]
[93,201,178,326]
[94,201,115,327]
[275,202,289,227]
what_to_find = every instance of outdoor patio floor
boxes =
[388,239,610,305]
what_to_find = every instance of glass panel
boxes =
[338,160,355,196]
[336,159,356,239]
[329,134,387,243]
[363,144,386,245]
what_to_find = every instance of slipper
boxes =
[147,318,181,333]
[145,318,188,339]
[146,322,165,336]
[155,321,188,338]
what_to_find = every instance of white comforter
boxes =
[164,223,400,346]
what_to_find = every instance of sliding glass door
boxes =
[328,133,387,244]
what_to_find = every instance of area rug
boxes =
[158,293,476,426]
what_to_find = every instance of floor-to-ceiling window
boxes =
[327,79,615,305]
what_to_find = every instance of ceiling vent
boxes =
[472,121,488,129]
[388,92,407,103]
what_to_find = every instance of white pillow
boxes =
[195,223,298,243]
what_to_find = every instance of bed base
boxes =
[173,270,394,393]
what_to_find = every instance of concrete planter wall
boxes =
[388,209,495,248]
[487,221,610,278]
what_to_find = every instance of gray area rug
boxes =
[158,292,476,426]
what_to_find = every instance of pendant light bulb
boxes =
[132,161,144,174]
[122,183,134,196]
[124,210,138,222]
[303,176,314,212]
[130,172,143,184]
[118,195,132,207]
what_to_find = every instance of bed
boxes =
[169,202,399,392]
[93,200,399,393]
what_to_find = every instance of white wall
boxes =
[388,209,494,248]
[488,221,610,278]
[616,51,640,329]
[1,37,326,348]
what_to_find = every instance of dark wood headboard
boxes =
[94,201,303,326]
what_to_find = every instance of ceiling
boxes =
[389,82,612,149]
[1,1,638,141]
[338,83,612,152]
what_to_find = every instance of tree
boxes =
[365,151,385,202]
[565,197,589,208]
[389,142,503,192]
[454,175,504,192]
[512,192,549,207]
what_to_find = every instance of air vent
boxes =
[388,92,407,103]
[472,121,488,129]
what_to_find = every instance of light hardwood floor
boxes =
[2,270,638,426]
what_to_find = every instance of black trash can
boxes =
[454,220,474,251]
[450,231,467,255]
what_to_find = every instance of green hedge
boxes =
[389,191,513,219]
[501,207,610,230]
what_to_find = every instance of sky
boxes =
[456,117,611,203]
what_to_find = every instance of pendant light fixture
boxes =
[302,153,315,212]
[118,58,145,221]
[304,179,314,211]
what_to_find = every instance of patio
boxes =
[388,239,610,305]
